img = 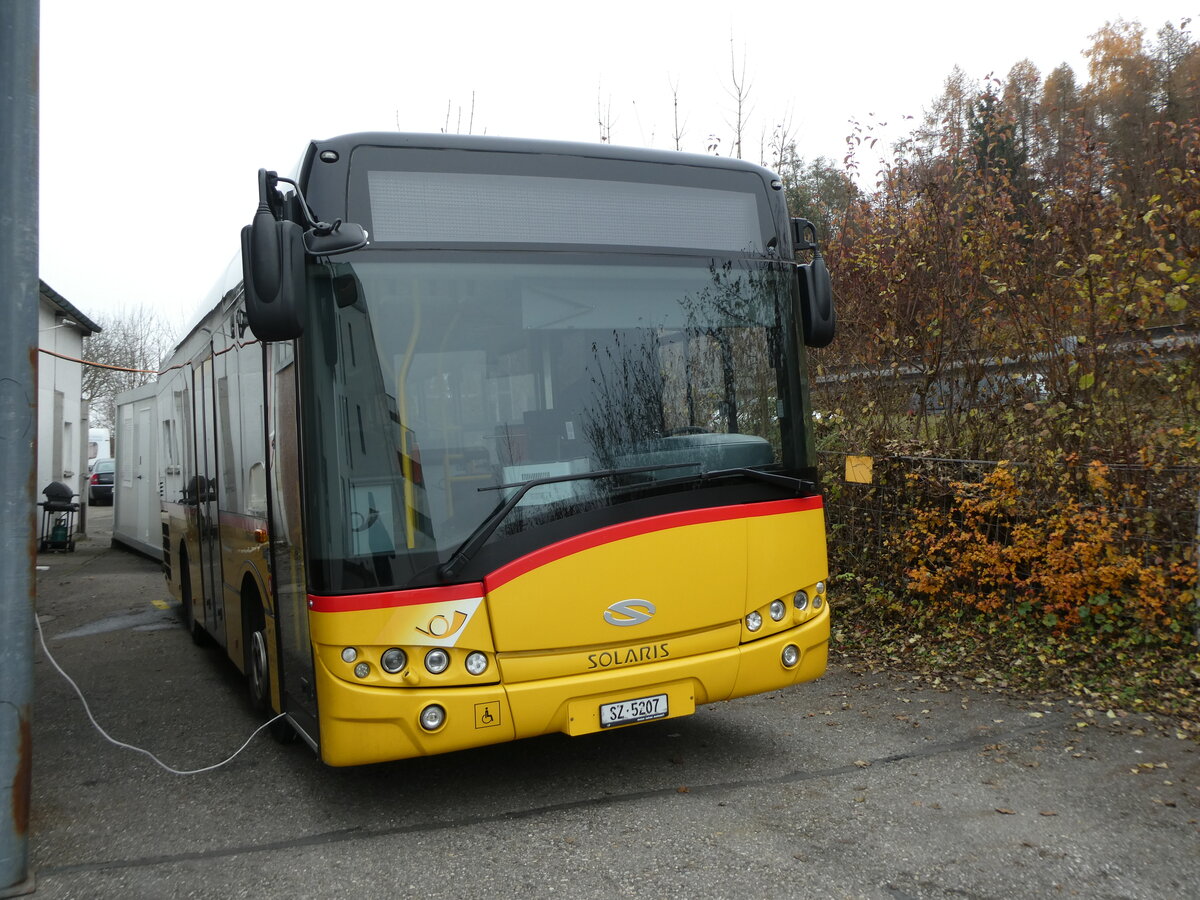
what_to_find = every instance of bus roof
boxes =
[305,132,782,181]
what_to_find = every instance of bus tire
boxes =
[242,583,299,744]
[242,583,271,714]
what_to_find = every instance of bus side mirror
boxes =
[241,218,306,341]
[791,217,835,348]
[241,169,305,342]
[798,253,835,348]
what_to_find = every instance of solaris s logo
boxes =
[603,598,656,627]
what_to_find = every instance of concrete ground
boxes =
[23,506,1200,899]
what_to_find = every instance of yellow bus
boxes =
[156,133,836,766]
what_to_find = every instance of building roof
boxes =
[38,279,102,336]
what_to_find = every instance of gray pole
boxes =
[1194,486,1200,643]
[0,1,39,895]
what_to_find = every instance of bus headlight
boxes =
[793,590,809,611]
[425,648,450,674]
[381,648,407,674]
[746,611,763,632]
[769,599,787,621]
[419,704,446,731]
[465,651,489,676]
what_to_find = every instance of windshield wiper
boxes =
[437,462,700,581]
[695,467,817,494]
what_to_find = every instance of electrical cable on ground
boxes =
[35,613,284,775]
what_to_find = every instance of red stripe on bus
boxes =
[484,496,823,592]
[306,497,822,612]
[308,582,484,613]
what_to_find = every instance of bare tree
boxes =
[597,87,615,143]
[765,112,797,170]
[669,77,687,150]
[398,93,482,135]
[440,92,478,134]
[82,305,177,430]
[726,38,754,159]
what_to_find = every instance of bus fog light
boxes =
[782,644,800,667]
[769,599,787,621]
[381,648,407,674]
[465,651,489,676]
[425,648,450,674]
[341,647,358,663]
[793,590,809,611]
[746,611,763,632]
[419,704,446,731]
[353,662,370,679]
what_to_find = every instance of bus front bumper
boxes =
[314,606,829,766]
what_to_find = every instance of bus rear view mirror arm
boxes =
[303,221,369,257]
[268,170,369,257]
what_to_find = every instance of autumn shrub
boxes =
[824,454,1199,713]
[898,460,1197,644]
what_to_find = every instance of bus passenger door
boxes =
[267,344,319,741]
[195,358,225,644]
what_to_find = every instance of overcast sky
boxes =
[38,0,1193,331]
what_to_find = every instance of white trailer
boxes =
[112,382,161,559]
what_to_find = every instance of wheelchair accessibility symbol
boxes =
[474,701,501,729]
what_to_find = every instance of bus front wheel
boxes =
[242,586,271,714]
[242,584,298,744]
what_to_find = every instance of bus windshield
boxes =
[298,253,801,592]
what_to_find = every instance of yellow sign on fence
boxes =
[845,456,874,484]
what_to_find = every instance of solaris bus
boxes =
[154,133,836,766]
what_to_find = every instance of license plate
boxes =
[599,693,668,728]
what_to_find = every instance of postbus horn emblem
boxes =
[603,598,656,627]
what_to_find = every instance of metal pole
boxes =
[1194,485,1200,644]
[0,1,39,895]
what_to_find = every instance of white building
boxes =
[37,280,101,512]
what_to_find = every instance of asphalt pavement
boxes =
[24,506,1200,899]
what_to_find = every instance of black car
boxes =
[88,458,115,505]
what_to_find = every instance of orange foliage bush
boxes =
[899,461,1197,641]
